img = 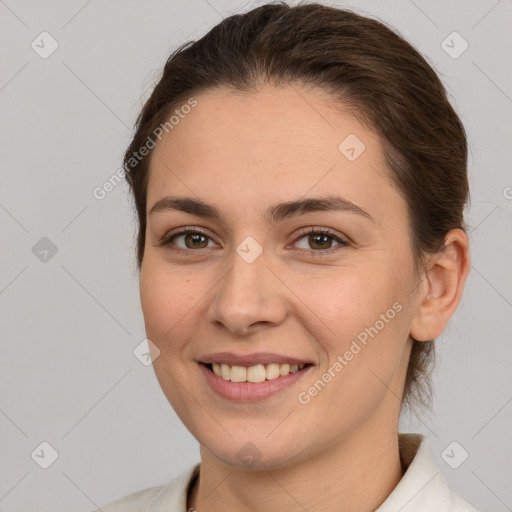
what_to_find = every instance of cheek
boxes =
[139,261,204,416]
[309,271,401,341]
[304,269,411,389]
[139,260,200,351]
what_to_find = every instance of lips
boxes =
[199,351,312,366]
[197,352,314,400]
[199,363,312,401]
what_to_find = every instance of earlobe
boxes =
[409,229,471,342]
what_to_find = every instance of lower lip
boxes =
[199,363,312,402]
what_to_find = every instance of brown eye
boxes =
[308,233,334,250]
[183,232,209,249]
[162,229,216,250]
[293,229,348,252]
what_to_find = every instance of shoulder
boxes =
[90,486,163,512]
[448,491,480,512]
[89,463,200,512]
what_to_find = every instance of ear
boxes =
[410,229,471,342]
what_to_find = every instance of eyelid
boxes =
[159,225,350,257]
[287,227,350,257]
[158,226,219,248]
[291,226,350,246]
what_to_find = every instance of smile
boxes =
[207,362,307,383]
[198,361,313,401]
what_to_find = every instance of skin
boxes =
[139,84,470,512]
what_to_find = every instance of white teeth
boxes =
[265,363,281,380]
[212,362,221,377]
[230,365,247,383]
[247,364,266,383]
[210,362,307,382]
[221,363,231,381]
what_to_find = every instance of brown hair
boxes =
[123,1,468,409]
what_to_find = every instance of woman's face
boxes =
[140,85,423,468]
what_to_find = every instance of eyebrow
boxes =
[149,195,374,224]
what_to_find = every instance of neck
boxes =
[188,419,403,512]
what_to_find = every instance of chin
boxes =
[201,440,307,471]
[192,421,314,470]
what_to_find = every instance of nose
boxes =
[206,248,288,337]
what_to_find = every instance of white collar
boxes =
[377,433,453,511]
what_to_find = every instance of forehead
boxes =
[146,85,404,223]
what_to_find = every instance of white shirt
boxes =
[93,433,478,511]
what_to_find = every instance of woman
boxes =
[95,2,476,510]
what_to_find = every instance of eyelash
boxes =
[159,226,350,257]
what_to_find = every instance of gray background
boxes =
[0,0,511,510]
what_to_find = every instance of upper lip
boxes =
[198,352,313,366]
